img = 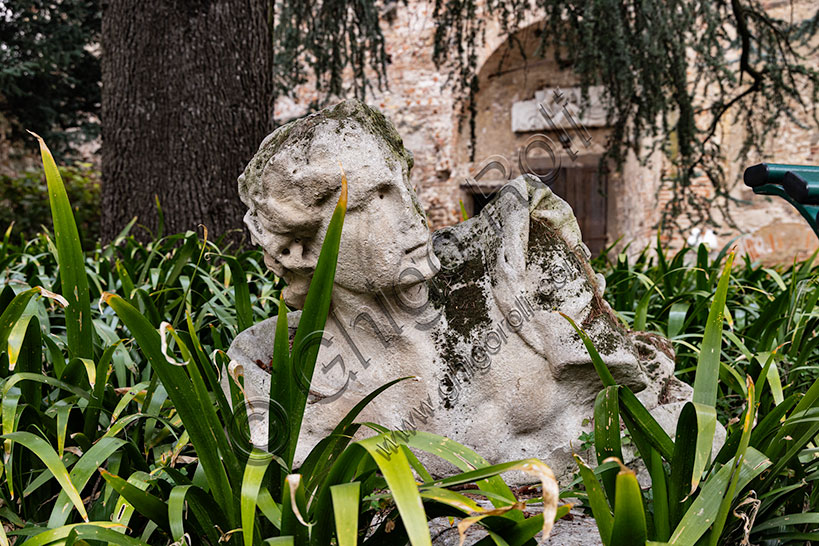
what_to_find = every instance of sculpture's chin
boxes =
[282,284,307,310]
[399,250,441,284]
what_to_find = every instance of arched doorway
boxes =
[457,21,615,256]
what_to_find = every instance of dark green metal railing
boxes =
[744,164,819,238]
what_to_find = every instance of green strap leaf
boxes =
[668,448,770,545]
[0,515,8,546]
[66,524,150,546]
[223,256,253,332]
[595,386,623,505]
[752,512,819,533]
[163,482,226,545]
[0,431,88,521]
[281,474,310,543]
[575,455,613,546]
[52,399,72,458]
[270,296,291,455]
[6,314,34,370]
[302,376,413,493]
[356,436,432,546]
[560,313,616,387]
[14,316,42,408]
[394,430,516,508]
[103,293,239,523]
[14,522,127,546]
[331,481,361,546]
[30,132,93,359]
[668,403,697,528]
[48,437,127,527]
[0,287,40,356]
[1,387,22,476]
[168,485,193,544]
[692,252,733,406]
[708,377,756,546]
[633,288,652,331]
[287,170,346,465]
[648,448,670,542]
[609,461,647,546]
[111,466,150,529]
[689,403,717,494]
[110,382,151,424]
[83,343,118,441]
[242,450,275,546]
[1,372,90,401]
[667,302,689,339]
[257,487,283,527]
[100,469,171,532]
[688,252,733,492]
[619,386,675,463]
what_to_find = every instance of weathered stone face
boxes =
[228,99,692,480]
[238,99,437,308]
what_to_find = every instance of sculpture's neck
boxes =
[328,282,438,357]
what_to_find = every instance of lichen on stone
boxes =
[237,99,414,206]
[319,99,414,172]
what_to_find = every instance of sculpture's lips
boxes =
[405,241,428,255]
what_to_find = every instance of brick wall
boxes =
[278,0,817,263]
[2,1,813,262]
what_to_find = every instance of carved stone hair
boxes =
[236,99,415,308]
[237,98,413,212]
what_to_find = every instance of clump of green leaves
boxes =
[573,250,819,545]
[594,236,819,422]
[0,137,567,545]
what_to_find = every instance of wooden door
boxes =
[548,166,608,256]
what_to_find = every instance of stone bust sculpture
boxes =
[228,99,691,478]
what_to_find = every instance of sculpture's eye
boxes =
[244,211,262,242]
[282,248,290,256]
[376,182,392,201]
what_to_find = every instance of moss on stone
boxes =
[433,329,475,410]
[428,263,492,339]
[528,218,582,310]
[593,324,620,355]
[445,284,491,337]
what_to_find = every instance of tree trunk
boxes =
[100,0,273,242]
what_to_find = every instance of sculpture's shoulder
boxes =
[431,175,590,277]
[227,309,302,365]
[527,177,585,244]
[429,175,662,392]
[427,175,592,342]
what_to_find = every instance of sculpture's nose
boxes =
[277,241,313,274]
[397,182,429,232]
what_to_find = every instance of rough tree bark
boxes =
[100,0,273,241]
